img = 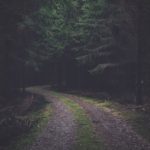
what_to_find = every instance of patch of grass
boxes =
[119,110,150,142]
[52,92,104,150]
[7,96,52,150]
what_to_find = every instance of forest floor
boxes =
[1,86,150,150]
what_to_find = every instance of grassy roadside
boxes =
[72,95,150,142]
[7,96,52,150]
[52,92,104,150]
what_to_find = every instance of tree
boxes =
[0,0,51,96]
[135,0,150,104]
[75,0,137,92]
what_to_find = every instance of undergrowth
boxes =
[1,95,52,150]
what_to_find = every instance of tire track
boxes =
[27,88,77,150]
[64,94,150,150]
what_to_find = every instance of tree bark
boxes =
[136,0,143,105]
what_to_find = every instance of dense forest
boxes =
[1,0,150,150]
[0,0,150,104]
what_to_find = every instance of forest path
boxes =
[26,87,77,150]
[63,94,150,150]
[27,86,150,150]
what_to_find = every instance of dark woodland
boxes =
[0,0,150,149]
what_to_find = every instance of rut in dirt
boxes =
[26,88,77,150]
[64,94,150,150]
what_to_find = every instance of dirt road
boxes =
[27,87,76,150]
[27,87,150,150]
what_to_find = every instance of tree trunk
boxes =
[136,0,143,105]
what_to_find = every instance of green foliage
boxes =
[76,0,137,75]
[1,0,150,95]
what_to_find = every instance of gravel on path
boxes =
[27,88,77,150]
